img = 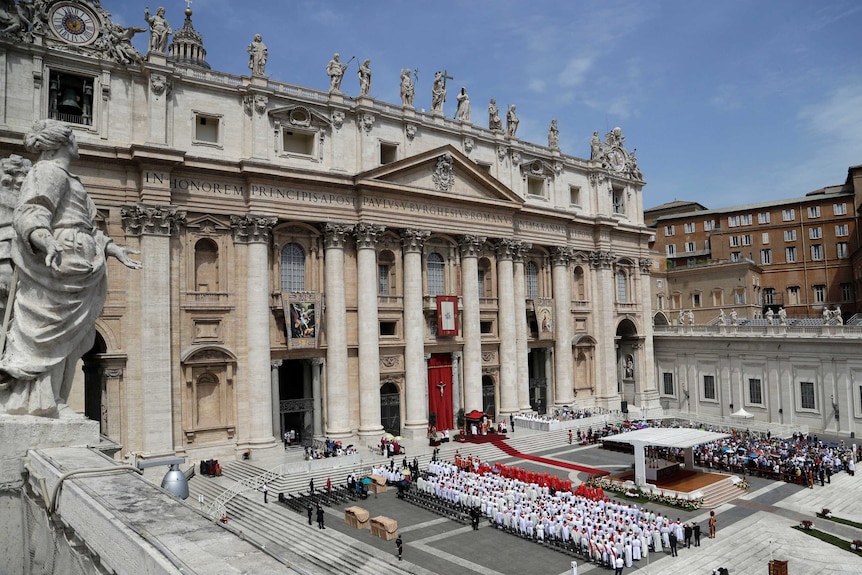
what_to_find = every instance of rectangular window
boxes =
[762,232,769,244]
[663,372,674,396]
[704,238,711,250]
[569,186,581,206]
[665,225,675,237]
[740,214,752,226]
[684,222,695,233]
[810,244,823,260]
[692,293,701,307]
[784,230,797,241]
[282,129,317,155]
[666,244,676,256]
[760,249,772,265]
[480,321,494,335]
[749,378,763,404]
[728,215,740,228]
[808,206,821,218]
[758,212,771,224]
[378,264,390,295]
[730,251,741,262]
[782,209,795,221]
[704,220,715,231]
[735,288,746,304]
[195,114,220,144]
[841,282,852,301]
[785,246,797,263]
[685,241,696,252]
[814,284,829,304]
[741,234,752,246]
[527,176,546,197]
[800,381,815,410]
[729,236,740,247]
[612,188,625,214]
[809,227,822,240]
[48,70,95,126]
[379,321,398,336]
[837,242,849,258]
[380,142,398,164]
[703,375,716,400]
[788,286,800,305]
[763,287,775,304]
[834,203,847,216]
[835,224,849,237]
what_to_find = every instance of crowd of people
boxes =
[417,456,708,568]
[304,438,357,460]
[692,430,858,487]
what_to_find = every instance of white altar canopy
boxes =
[602,428,731,487]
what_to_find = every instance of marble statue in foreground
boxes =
[0,120,141,417]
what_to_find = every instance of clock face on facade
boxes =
[49,2,100,46]
[607,148,626,172]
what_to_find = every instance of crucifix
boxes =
[185,0,193,9]
[437,381,446,397]
[441,69,454,89]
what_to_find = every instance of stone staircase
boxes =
[188,476,419,575]
[700,476,744,508]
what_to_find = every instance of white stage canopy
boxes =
[602,427,731,449]
[603,428,732,486]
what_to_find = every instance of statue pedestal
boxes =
[328,92,344,105]
[0,414,99,488]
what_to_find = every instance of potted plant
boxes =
[800,520,814,530]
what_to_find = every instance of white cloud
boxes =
[528,79,546,94]
[557,57,593,89]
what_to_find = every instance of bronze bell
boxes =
[58,87,81,112]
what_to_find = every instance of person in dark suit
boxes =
[683,522,693,548]
[316,505,325,529]
[668,531,678,556]
[395,534,403,560]
[307,503,313,526]
[693,522,701,546]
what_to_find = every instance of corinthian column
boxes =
[513,241,532,411]
[402,229,430,439]
[552,246,574,406]
[459,235,486,412]
[590,249,617,404]
[232,214,278,448]
[271,360,282,440]
[323,223,353,437]
[355,223,385,439]
[122,204,185,457]
[496,239,518,415]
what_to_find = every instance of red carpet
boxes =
[492,438,609,476]
[461,433,507,444]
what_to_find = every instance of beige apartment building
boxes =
[646,175,862,325]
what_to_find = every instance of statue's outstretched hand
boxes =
[108,244,142,269]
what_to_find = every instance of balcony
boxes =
[183,291,231,309]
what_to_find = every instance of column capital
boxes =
[322,222,354,249]
[458,234,486,257]
[121,204,186,236]
[452,351,462,362]
[231,214,278,244]
[270,360,283,369]
[401,228,430,253]
[424,353,432,362]
[307,357,325,367]
[638,256,653,274]
[495,238,519,261]
[353,223,386,249]
[513,241,532,262]
[550,245,571,266]
[589,250,615,269]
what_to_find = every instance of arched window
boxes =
[526,261,538,299]
[426,252,445,295]
[573,265,586,301]
[478,257,492,298]
[281,243,305,292]
[194,238,219,292]
[616,270,628,303]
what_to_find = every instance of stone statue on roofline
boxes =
[358,59,372,96]
[0,120,141,417]
[247,34,267,76]
[400,69,415,107]
[488,99,502,131]
[144,6,172,53]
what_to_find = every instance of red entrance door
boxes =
[427,354,454,430]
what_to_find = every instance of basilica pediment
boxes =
[356,145,523,206]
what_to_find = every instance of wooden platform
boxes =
[609,468,729,492]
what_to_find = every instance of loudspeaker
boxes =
[621,400,628,414]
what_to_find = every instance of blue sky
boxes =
[109,1,862,210]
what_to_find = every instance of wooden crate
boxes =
[370,516,398,540]
[344,506,370,529]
